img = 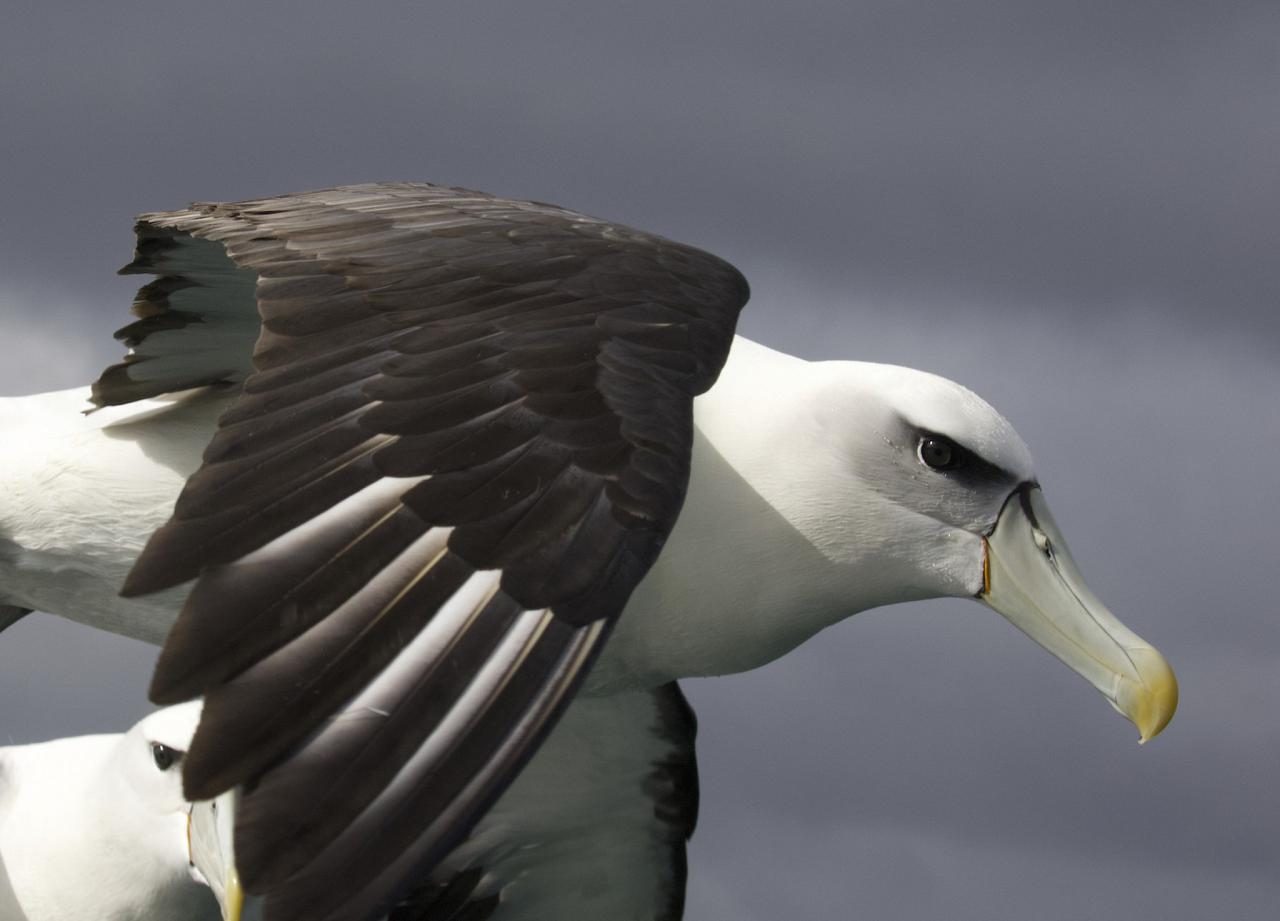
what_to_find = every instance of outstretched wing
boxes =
[105,183,746,921]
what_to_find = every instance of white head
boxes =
[112,700,203,818]
[0,701,219,921]
[697,337,1175,740]
[703,341,1032,605]
[110,702,244,921]
[785,359,1034,603]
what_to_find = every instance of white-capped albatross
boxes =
[0,702,229,921]
[0,182,1177,921]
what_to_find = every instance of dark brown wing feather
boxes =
[390,683,699,921]
[104,183,746,921]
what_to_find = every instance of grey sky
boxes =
[1,2,1277,919]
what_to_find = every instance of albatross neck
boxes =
[591,338,897,692]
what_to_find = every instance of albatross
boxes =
[0,182,1177,921]
[0,702,227,921]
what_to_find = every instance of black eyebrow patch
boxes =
[910,426,1018,489]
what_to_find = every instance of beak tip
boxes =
[1127,647,1179,744]
[982,486,1179,749]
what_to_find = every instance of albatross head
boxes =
[701,339,1177,741]
[120,705,243,921]
[115,702,244,920]
[0,701,235,921]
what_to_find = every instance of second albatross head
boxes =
[0,701,239,921]
[694,338,1177,742]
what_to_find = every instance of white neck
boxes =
[593,338,940,691]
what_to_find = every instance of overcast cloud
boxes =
[1,2,1276,919]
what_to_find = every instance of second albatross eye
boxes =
[150,742,180,772]
[918,435,958,470]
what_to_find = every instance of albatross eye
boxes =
[918,435,959,470]
[150,742,181,772]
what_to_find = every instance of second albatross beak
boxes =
[981,485,1178,742]
[188,791,246,921]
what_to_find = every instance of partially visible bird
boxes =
[0,702,233,921]
[0,683,692,921]
[196,685,697,921]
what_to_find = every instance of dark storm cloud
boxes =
[1,3,1276,920]
[1,1,1277,337]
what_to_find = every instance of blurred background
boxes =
[1,2,1276,918]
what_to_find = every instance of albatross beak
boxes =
[980,485,1178,742]
[187,791,245,921]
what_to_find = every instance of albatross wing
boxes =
[103,183,746,921]
[388,683,698,921]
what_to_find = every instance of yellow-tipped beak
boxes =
[187,791,244,921]
[1115,646,1178,743]
[981,485,1178,743]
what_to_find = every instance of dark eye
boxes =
[150,742,181,772]
[919,435,959,470]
